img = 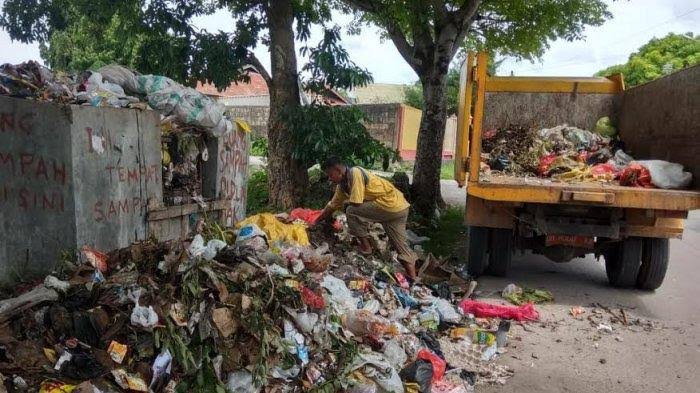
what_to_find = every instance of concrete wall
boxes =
[226,106,270,137]
[0,96,249,283]
[618,65,699,189]
[0,97,77,281]
[357,103,401,149]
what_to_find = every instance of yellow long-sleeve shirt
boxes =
[327,167,409,213]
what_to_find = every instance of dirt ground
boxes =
[440,180,700,393]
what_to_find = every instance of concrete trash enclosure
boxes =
[0,96,248,283]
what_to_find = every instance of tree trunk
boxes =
[411,70,448,217]
[266,0,308,208]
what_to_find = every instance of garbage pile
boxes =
[1,61,244,206]
[0,210,537,393]
[481,121,693,189]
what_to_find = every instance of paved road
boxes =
[440,180,700,392]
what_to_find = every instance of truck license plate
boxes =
[545,235,594,249]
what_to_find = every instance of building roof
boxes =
[351,83,408,104]
[196,72,269,98]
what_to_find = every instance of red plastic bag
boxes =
[290,208,324,225]
[620,163,654,188]
[458,299,539,321]
[300,287,325,309]
[537,154,558,176]
[591,162,619,179]
[417,349,446,381]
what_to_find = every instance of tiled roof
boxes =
[196,72,269,98]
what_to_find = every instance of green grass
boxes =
[440,160,454,180]
[419,206,467,258]
[246,168,334,215]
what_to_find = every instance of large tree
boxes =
[342,0,610,217]
[596,32,699,87]
[1,0,371,209]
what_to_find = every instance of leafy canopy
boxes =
[285,105,398,170]
[596,32,700,87]
[1,0,372,92]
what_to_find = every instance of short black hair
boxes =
[321,156,344,170]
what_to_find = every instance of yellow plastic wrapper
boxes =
[236,213,309,246]
[40,382,76,393]
[235,119,252,133]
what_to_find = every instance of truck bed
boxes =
[469,173,700,211]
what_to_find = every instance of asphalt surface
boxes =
[440,180,700,392]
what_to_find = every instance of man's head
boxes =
[321,157,346,183]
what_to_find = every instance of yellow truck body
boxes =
[453,52,700,289]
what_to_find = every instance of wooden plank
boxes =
[561,191,615,204]
[468,177,700,211]
[465,196,515,229]
[469,52,489,182]
[147,199,229,221]
[482,92,618,132]
[486,77,619,94]
[618,65,700,190]
[454,52,474,187]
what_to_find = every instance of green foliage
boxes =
[246,170,272,215]
[596,32,700,87]
[440,160,454,180]
[251,136,269,157]
[403,68,461,114]
[286,104,398,170]
[301,26,373,94]
[419,206,466,257]
[466,0,611,60]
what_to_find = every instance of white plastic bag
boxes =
[382,339,407,369]
[636,160,692,189]
[346,352,404,393]
[226,370,259,393]
[128,288,159,329]
[97,64,139,93]
[322,275,358,313]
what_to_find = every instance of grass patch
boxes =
[440,160,454,180]
[419,206,467,258]
[246,168,334,215]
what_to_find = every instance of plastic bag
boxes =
[128,289,159,328]
[458,299,539,321]
[635,160,692,189]
[590,163,619,180]
[613,149,633,168]
[537,154,558,176]
[594,116,617,137]
[392,286,419,309]
[431,297,461,324]
[226,370,259,393]
[236,214,309,246]
[347,352,404,393]
[188,235,227,260]
[300,287,325,310]
[289,208,324,224]
[382,339,408,369]
[399,360,433,393]
[234,223,269,251]
[416,349,446,381]
[97,64,139,93]
[322,275,358,313]
[619,163,654,188]
[342,309,390,336]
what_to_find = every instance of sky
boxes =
[1,0,698,84]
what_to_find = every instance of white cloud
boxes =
[2,0,697,82]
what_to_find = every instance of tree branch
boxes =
[343,0,424,73]
[247,51,273,86]
[449,0,482,58]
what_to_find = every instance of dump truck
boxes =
[453,52,700,290]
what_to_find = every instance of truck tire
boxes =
[467,226,490,277]
[604,238,642,288]
[636,238,670,290]
[486,228,513,276]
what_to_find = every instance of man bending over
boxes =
[315,157,418,279]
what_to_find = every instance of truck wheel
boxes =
[604,238,642,288]
[486,229,513,276]
[467,226,490,277]
[636,238,670,290]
